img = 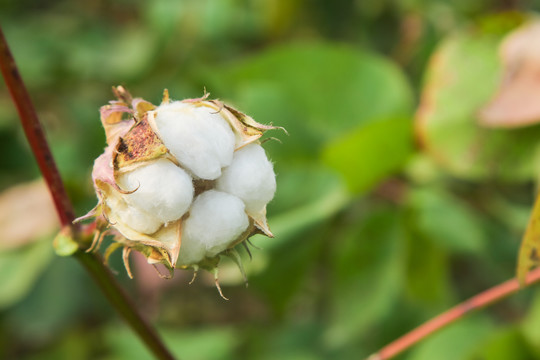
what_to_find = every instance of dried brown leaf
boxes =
[480,21,540,128]
[0,180,58,250]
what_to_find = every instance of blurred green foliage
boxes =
[3,1,540,359]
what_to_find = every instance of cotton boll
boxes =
[151,102,235,180]
[120,206,163,234]
[105,195,162,235]
[176,230,207,266]
[83,88,281,272]
[179,190,249,265]
[117,159,194,224]
[191,105,236,168]
[216,143,276,215]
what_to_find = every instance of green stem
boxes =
[0,24,176,360]
[75,251,175,360]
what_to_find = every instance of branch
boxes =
[75,251,175,359]
[0,24,74,227]
[0,24,176,360]
[368,267,540,360]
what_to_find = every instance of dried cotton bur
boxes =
[77,86,284,298]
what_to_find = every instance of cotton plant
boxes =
[78,86,282,295]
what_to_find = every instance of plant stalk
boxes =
[75,251,175,359]
[0,24,176,360]
[0,24,74,227]
[368,267,540,360]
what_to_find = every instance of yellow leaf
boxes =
[517,194,540,285]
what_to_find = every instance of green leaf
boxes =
[322,117,414,193]
[252,223,327,314]
[403,226,452,305]
[263,167,350,248]
[417,29,540,181]
[325,208,406,348]
[268,165,345,215]
[0,237,54,309]
[521,290,540,355]
[206,42,413,163]
[104,325,240,360]
[64,28,157,81]
[470,326,535,360]
[245,167,350,295]
[407,187,486,254]
[408,316,494,360]
[257,321,325,360]
[16,328,97,360]
[6,256,106,340]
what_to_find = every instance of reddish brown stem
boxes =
[0,25,176,360]
[368,267,540,360]
[0,26,75,228]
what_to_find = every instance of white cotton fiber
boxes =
[176,229,207,266]
[151,102,235,180]
[178,190,249,265]
[119,206,163,234]
[105,196,162,235]
[216,143,276,215]
[117,159,194,223]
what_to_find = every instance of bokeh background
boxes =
[3,1,540,359]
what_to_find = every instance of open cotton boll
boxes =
[83,87,281,274]
[216,143,276,215]
[150,102,235,180]
[119,206,163,234]
[105,196,162,235]
[118,159,194,223]
[179,190,249,265]
[185,104,237,167]
[176,229,207,266]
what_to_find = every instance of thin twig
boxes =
[368,267,540,360]
[75,251,175,359]
[0,25,75,227]
[0,25,176,360]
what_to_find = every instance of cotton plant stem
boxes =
[368,267,540,360]
[0,25,176,360]
[75,252,175,360]
[0,25,75,227]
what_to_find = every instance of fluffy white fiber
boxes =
[105,195,162,235]
[117,159,194,224]
[119,206,162,234]
[178,190,249,265]
[176,229,206,266]
[151,101,235,180]
[102,99,278,267]
[216,143,276,215]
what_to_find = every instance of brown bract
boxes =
[480,21,540,128]
[0,180,58,250]
[114,116,170,174]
